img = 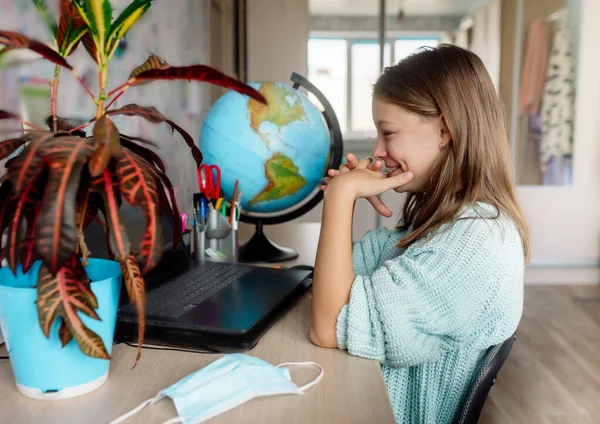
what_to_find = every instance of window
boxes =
[307,38,348,134]
[308,37,439,139]
[351,41,391,134]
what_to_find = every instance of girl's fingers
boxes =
[356,157,373,169]
[327,169,339,177]
[370,160,383,170]
[339,164,351,173]
[346,153,358,168]
[368,195,393,217]
[382,171,414,190]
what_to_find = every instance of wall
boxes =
[0,0,211,216]
[499,0,517,116]
[247,0,308,83]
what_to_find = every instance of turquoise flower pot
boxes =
[0,258,122,400]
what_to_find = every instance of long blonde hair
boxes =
[373,44,531,262]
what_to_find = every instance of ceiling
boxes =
[309,0,491,16]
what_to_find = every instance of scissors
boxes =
[197,164,221,200]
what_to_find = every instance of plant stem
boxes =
[50,65,61,132]
[71,71,96,102]
[76,190,90,256]
[68,119,95,133]
[20,119,44,132]
[103,89,125,111]
[107,82,129,98]
[96,63,108,119]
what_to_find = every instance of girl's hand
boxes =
[324,156,413,202]
[321,153,396,217]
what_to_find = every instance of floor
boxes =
[480,285,600,424]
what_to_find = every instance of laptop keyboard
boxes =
[120,262,254,319]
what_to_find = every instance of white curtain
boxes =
[469,0,502,91]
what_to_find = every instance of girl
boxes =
[310,45,529,424]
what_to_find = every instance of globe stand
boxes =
[237,73,343,263]
[238,221,298,263]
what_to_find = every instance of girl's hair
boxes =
[373,44,531,262]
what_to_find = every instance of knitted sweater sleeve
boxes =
[352,226,396,276]
[336,217,524,368]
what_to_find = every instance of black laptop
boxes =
[85,196,313,353]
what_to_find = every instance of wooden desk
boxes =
[0,223,395,424]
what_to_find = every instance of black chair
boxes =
[454,332,517,424]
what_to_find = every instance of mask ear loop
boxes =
[109,395,162,424]
[276,361,324,392]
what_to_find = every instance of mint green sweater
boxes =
[336,203,524,424]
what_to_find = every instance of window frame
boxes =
[308,32,442,142]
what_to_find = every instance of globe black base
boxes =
[238,222,298,263]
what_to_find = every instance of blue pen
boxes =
[200,198,207,226]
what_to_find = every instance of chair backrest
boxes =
[453,332,517,424]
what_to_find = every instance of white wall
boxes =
[247,0,308,83]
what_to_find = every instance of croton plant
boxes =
[0,0,266,365]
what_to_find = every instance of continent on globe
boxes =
[249,82,308,146]
[249,152,307,206]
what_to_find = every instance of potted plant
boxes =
[0,0,266,399]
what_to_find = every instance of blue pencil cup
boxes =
[0,259,122,400]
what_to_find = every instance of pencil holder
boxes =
[194,210,238,264]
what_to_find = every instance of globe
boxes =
[199,81,331,214]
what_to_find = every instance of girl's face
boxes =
[372,98,450,193]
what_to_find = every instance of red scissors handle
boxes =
[198,164,221,199]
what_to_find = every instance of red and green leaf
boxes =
[106,0,151,57]
[83,191,105,228]
[20,189,43,274]
[6,132,54,194]
[120,133,158,148]
[120,254,145,367]
[57,0,87,56]
[0,135,31,161]
[129,64,267,105]
[90,165,131,262]
[62,25,88,57]
[33,0,58,37]
[73,0,112,56]
[128,54,169,80]
[7,172,45,273]
[59,319,73,347]
[81,32,99,63]
[118,150,163,274]
[21,206,41,275]
[46,116,87,138]
[0,181,15,241]
[90,115,122,177]
[0,31,73,70]
[0,109,18,120]
[154,169,182,251]
[36,140,94,273]
[37,256,107,359]
[120,137,165,173]
[107,104,203,166]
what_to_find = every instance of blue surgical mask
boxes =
[110,353,323,424]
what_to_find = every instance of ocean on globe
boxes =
[199,81,331,214]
